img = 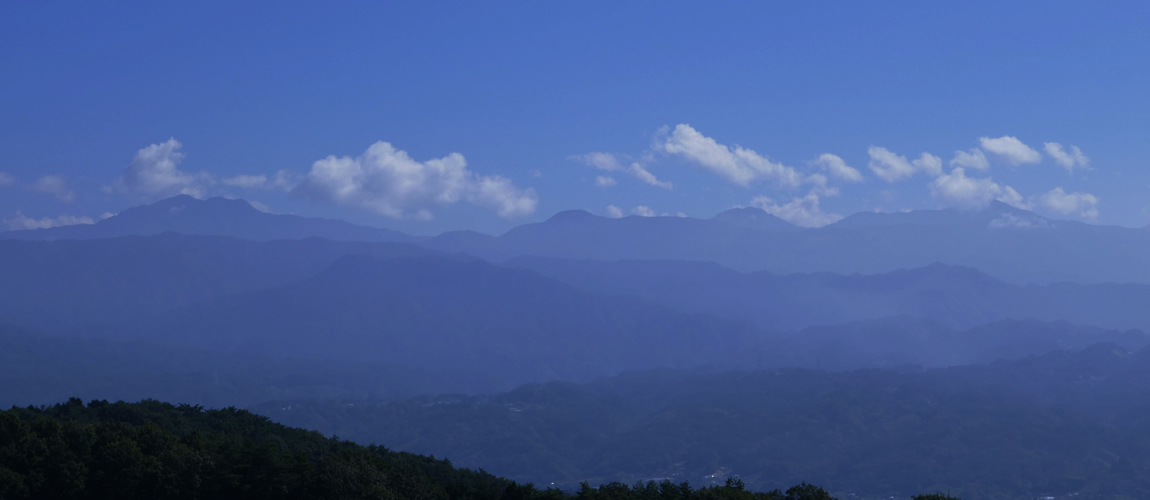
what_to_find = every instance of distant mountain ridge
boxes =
[507,257,1150,333]
[0,233,443,331]
[425,201,1150,284]
[0,195,412,242]
[127,253,764,390]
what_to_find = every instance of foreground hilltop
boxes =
[0,398,938,500]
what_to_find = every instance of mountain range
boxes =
[6,195,1147,284]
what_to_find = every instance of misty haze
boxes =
[2,3,1149,500]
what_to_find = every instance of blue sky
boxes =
[1,1,1148,235]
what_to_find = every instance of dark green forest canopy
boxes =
[0,398,913,500]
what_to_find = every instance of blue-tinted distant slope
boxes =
[508,257,1150,333]
[431,203,1150,284]
[0,233,443,332]
[710,207,803,232]
[0,195,412,242]
[141,254,765,389]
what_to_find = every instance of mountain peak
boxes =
[830,202,1048,229]
[0,195,411,243]
[711,207,798,231]
[546,210,598,222]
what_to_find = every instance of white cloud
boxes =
[222,171,298,191]
[0,173,14,187]
[979,136,1041,166]
[627,163,672,189]
[988,212,1051,229]
[632,205,656,217]
[996,185,1029,210]
[222,174,269,188]
[29,175,74,202]
[293,141,537,220]
[575,152,625,171]
[595,176,617,187]
[4,211,94,231]
[812,154,863,183]
[950,148,990,171]
[750,193,843,228]
[657,124,803,187]
[928,167,1025,211]
[247,200,274,213]
[574,153,671,189]
[111,138,215,200]
[867,147,943,182]
[1038,187,1098,219]
[606,205,623,218]
[1043,142,1091,172]
[804,173,839,197]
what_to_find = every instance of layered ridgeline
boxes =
[0,398,876,500]
[423,201,1150,285]
[4,314,1144,408]
[2,195,1149,285]
[0,195,411,243]
[256,343,1150,500]
[507,257,1150,333]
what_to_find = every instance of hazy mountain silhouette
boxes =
[0,321,481,408]
[424,202,1150,284]
[710,207,802,231]
[0,233,444,331]
[508,257,1150,333]
[0,195,412,242]
[257,342,1150,498]
[765,317,1148,371]
[132,254,765,389]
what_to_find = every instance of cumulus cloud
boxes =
[750,193,843,227]
[222,171,298,191]
[574,152,671,189]
[292,141,537,220]
[628,163,672,189]
[1043,143,1091,172]
[605,205,623,218]
[4,211,94,231]
[595,176,617,187]
[928,167,1025,210]
[656,124,803,188]
[988,212,1052,229]
[29,175,75,202]
[950,148,990,171]
[0,173,14,187]
[867,147,943,182]
[111,138,215,200]
[979,136,1041,166]
[805,173,839,197]
[222,174,269,188]
[576,152,625,171]
[812,154,863,183]
[632,205,656,217]
[1039,187,1098,219]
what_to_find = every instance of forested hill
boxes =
[0,398,922,500]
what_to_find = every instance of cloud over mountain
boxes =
[110,138,215,200]
[750,193,842,227]
[293,141,537,220]
[3,211,94,230]
[1039,187,1099,219]
[929,167,1024,211]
